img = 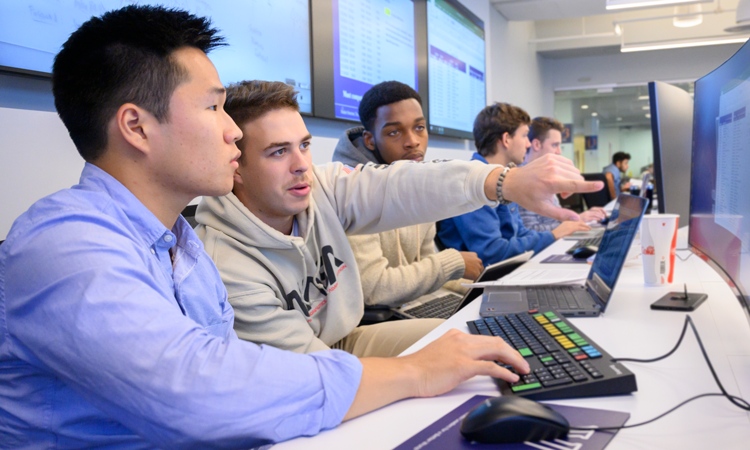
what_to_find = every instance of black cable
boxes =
[569,393,747,432]
[567,315,750,433]
[675,247,693,261]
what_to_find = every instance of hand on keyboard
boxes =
[400,329,530,398]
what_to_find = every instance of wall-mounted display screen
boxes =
[331,0,418,120]
[0,0,313,113]
[426,0,485,138]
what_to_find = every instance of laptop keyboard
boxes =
[526,286,586,310]
[566,235,603,254]
[405,293,463,319]
[467,309,637,400]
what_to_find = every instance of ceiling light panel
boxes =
[606,0,708,10]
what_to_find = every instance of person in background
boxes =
[603,151,632,199]
[438,104,591,266]
[518,117,607,232]
[331,80,482,309]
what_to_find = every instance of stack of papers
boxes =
[463,267,590,288]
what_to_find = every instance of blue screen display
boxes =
[427,0,485,136]
[0,1,312,113]
[589,195,648,305]
[689,40,750,302]
[331,0,418,121]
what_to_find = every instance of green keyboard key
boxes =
[540,356,554,362]
[568,333,582,340]
[544,312,557,319]
[511,382,542,392]
[518,348,533,357]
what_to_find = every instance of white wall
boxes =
[0,107,84,238]
[490,12,551,118]
[544,43,743,92]
[593,126,653,177]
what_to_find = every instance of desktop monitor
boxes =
[0,1,313,114]
[648,81,693,227]
[424,0,486,139]
[312,0,419,121]
[689,39,750,323]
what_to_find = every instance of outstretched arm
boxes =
[489,154,604,222]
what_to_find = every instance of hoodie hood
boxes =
[332,126,384,166]
[195,192,313,250]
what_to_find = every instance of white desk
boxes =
[275,229,750,450]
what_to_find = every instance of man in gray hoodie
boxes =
[332,81,483,311]
[196,80,601,359]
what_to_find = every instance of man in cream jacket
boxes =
[196,81,599,357]
[332,81,483,309]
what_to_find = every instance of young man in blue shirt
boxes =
[438,104,590,265]
[603,151,632,199]
[0,6,604,448]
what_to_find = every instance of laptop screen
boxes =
[587,194,649,308]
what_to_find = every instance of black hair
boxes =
[52,5,224,161]
[613,151,632,164]
[358,81,422,132]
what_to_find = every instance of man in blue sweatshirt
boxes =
[438,103,590,265]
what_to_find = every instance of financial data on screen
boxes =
[690,40,750,305]
[427,0,485,137]
[332,0,418,121]
[0,0,313,113]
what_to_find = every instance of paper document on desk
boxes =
[463,267,589,288]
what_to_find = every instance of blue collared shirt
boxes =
[0,164,362,449]
[437,153,555,265]
[603,163,622,191]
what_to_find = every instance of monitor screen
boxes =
[426,0,485,139]
[331,0,418,121]
[649,81,693,227]
[0,1,312,114]
[689,40,750,315]
[587,195,648,307]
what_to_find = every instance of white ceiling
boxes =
[490,0,614,21]
[490,0,715,21]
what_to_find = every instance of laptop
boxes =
[392,251,533,320]
[479,194,648,318]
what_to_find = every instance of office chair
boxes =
[581,173,612,209]
[557,193,584,214]
[181,204,198,229]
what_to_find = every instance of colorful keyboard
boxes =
[467,309,637,400]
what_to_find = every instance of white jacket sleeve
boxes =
[314,160,498,235]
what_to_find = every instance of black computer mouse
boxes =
[572,245,598,259]
[460,396,569,444]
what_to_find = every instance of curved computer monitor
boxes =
[689,39,750,322]
[649,80,693,227]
